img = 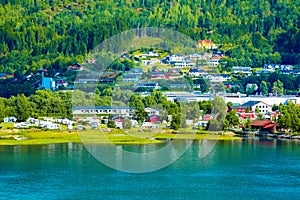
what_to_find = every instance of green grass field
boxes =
[0,128,241,146]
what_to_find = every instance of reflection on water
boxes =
[1,138,300,199]
[84,139,194,173]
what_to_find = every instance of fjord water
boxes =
[1,138,300,200]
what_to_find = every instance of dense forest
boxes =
[0,0,300,76]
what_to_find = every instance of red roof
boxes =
[264,123,276,129]
[198,40,211,44]
[251,120,272,127]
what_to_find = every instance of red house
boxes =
[251,120,276,133]
[230,106,250,113]
[201,115,212,121]
[198,40,213,49]
[148,115,160,123]
[239,113,258,120]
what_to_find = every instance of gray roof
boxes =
[241,101,262,107]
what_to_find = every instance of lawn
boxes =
[0,128,241,146]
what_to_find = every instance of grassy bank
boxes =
[0,129,241,146]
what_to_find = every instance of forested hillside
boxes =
[0,0,299,75]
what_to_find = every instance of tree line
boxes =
[0,90,72,122]
[1,88,298,132]
[229,72,300,95]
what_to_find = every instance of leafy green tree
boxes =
[211,96,227,123]
[257,114,264,120]
[277,101,300,132]
[272,80,284,95]
[227,102,233,108]
[260,81,268,96]
[225,110,239,128]
[122,118,132,129]
[11,94,32,121]
[0,98,6,121]
[245,118,251,129]
[272,104,279,111]
[246,106,250,113]
[134,108,148,123]
[107,120,116,128]
[186,101,200,120]
[199,100,212,114]
[207,97,227,131]
[255,107,260,114]
[143,95,156,108]
[171,114,181,130]
[129,94,144,109]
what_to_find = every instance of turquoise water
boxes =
[1,138,300,199]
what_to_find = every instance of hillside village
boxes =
[1,41,300,136]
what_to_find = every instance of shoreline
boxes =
[0,129,242,146]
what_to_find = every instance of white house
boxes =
[121,74,139,82]
[169,54,184,62]
[44,124,61,130]
[204,74,231,82]
[145,108,160,116]
[142,58,160,66]
[207,59,220,66]
[189,69,208,77]
[241,101,272,113]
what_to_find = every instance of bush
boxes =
[107,120,116,128]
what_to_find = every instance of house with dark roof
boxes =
[121,74,140,82]
[170,60,195,68]
[280,69,300,75]
[137,82,160,90]
[129,68,143,76]
[189,69,208,77]
[241,101,272,113]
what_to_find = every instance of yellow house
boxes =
[198,40,215,49]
